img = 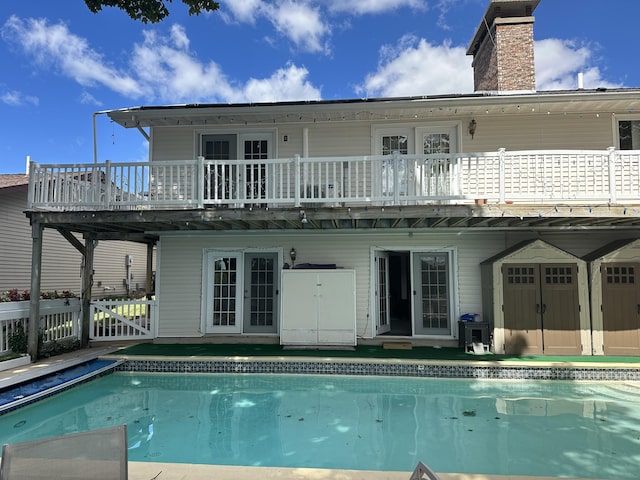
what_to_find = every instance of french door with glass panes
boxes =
[374,249,455,337]
[416,126,459,197]
[375,251,391,335]
[412,251,453,336]
[204,250,278,334]
[201,132,273,204]
[375,125,459,200]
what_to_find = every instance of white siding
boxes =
[157,229,637,342]
[0,185,152,298]
[151,127,195,160]
[461,114,614,152]
[158,231,534,339]
[149,115,616,161]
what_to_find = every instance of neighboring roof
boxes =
[105,87,640,128]
[0,174,29,190]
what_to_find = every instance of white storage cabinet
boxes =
[280,269,357,346]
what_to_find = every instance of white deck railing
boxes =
[27,148,640,211]
[90,298,156,341]
[0,299,81,355]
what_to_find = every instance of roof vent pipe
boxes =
[577,72,584,90]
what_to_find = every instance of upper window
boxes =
[618,120,640,150]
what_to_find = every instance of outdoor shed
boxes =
[481,239,591,356]
[584,238,640,356]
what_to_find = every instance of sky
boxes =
[0,0,638,174]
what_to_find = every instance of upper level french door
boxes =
[201,132,274,204]
[373,125,459,200]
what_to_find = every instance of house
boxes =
[0,172,152,298]
[23,0,640,356]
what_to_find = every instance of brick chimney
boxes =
[467,0,540,93]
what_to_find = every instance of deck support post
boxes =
[81,235,96,347]
[146,242,154,299]
[27,221,44,361]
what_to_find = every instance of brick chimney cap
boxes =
[467,0,540,56]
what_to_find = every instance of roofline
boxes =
[103,87,640,127]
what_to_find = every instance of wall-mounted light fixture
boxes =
[289,247,297,266]
[468,119,477,139]
[299,210,308,224]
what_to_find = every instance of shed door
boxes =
[601,263,640,355]
[539,264,581,355]
[502,264,543,355]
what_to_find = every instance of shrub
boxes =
[7,324,28,354]
[0,289,77,302]
[39,338,81,358]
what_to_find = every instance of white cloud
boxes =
[1,15,322,104]
[1,90,39,106]
[130,28,236,102]
[357,35,473,97]
[243,64,321,102]
[2,16,141,98]
[358,34,624,98]
[222,0,329,53]
[534,38,622,90]
[327,0,426,15]
[268,2,328,53]
[79,91,103,107]
[170,24,190,50]
[219,0,431,54]
[221,0,266,24]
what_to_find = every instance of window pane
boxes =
[619,120,640,150]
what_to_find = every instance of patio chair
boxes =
[409,461,440,480]
[0,425,127,480]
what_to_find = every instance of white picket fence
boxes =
[90,298,156,341]
[1,297,157,355]
[0,298,81,355]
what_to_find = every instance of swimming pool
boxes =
[1,372,639,479]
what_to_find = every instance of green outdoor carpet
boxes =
[115,343,640,364]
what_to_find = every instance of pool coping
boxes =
[0,347,119,390]
[127,462,589,480]
[105,354,640,381]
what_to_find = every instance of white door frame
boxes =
[201,247,283,335]
[370,246,459,339]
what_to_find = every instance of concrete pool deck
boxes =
[127,462,577,480]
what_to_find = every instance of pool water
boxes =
[1,373,639,479]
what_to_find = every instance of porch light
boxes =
[289,248,297,264]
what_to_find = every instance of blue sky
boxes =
[1,0,638,174]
